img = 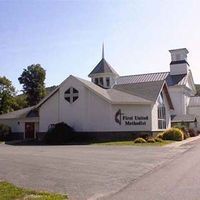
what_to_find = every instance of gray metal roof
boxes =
[116,72,187,87]
[113,80,165,102]
[171,114,197,123]
[189,96,200,107]
[0,106,37,120]
[88,58,119,77]
[76,76,151,104]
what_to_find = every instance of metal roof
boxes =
[88,58,119,77]
[189,96,200,107]
[116,72,187,87]
[171,114,197,123]
[0,106,37,119]
[113,80,165,102]
[36,75,152,109]
[76,76,151,104]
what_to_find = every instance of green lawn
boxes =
[0,181,68,200]
[94,140,173,146]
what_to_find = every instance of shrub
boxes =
[0,124,11,141]
[139,134,149,140]
[43,122,74,144]
[173,125,189,139]
[188,128,197,137]
[147,138,156,143]
[162,128,184,141]
[183,131,190,140]
[134,137,147,143]
[156,133,163,139]
[155,137,163,142]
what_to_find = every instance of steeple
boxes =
[102,43,104,59]
[88,45,119,89]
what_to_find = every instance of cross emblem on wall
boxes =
[64,87,79,104]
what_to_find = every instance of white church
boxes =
[0,47,200,140]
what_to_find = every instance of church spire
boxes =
[102,43,104,59]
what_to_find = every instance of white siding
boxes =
[0,118,39,139]
[39,77,154,132]
[0,119,24,133]
[111,104,152,132]
[39,91,59,132]
[169,87,185,115]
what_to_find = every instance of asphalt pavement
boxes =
[0,141,196,200]
[102,139,200,200]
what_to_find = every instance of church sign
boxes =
[115,109,149,126]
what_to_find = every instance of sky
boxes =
[1,0,200,93]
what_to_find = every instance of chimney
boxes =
[169,48,189,75]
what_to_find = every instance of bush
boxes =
[147,138,156,143]
[188,128,197,137]
[162,128,184,141]
[139,134,150,140]
[43,122,74,144]
[156,133,163,139]
[155,137,163,142]
[134,137,147,143]
[183,131,190,140]
[0,124,11,141]
[173,125,189,139]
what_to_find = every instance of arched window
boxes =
[158,92,166,129]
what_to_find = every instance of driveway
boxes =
[0,143,190,200]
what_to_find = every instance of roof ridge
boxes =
[116,79,166,85]
[119,71,169,78]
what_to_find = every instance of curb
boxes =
[164,135,200,148]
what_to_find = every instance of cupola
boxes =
[169,48,189,75]
[88,44,119,89]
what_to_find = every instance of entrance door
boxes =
[25,122,35,139]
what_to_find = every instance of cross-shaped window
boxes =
[64,87,79,104]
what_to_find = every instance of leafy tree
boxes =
[0,76,16,114]
[18,64,46,106]
[13,94,28,110]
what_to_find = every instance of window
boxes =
[64,87,79,104]
[99,77,103,86]
[94,78,99,85]
[106,77,110,87]
[157,93,166,129]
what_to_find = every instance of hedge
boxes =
[162,128,184,141]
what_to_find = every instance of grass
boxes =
[94,140,173,146]
[0,181,68,200]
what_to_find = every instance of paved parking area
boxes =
[0,144,188,200]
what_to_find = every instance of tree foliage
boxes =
[18,64,46,106]
[0,76,16,114]
[12,95,28,110]
[195,84,200,96]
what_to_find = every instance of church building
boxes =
[0,47,199,140]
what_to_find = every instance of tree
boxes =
[12,94,28,110]
[0,76,16,114]
[18,64,46,106]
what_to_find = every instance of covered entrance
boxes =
[25,122,35,139]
